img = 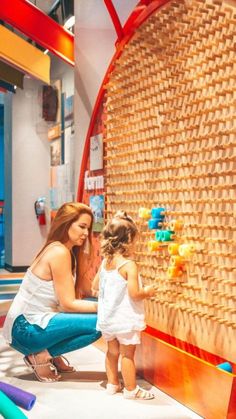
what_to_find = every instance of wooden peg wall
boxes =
[104,0,236,362]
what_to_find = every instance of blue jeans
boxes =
[11,313,101,357]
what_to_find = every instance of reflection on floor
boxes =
[0,333,203,419]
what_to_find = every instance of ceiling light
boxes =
[64,15,75,29]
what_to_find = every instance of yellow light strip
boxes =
[0,25,50,84]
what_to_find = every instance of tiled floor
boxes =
[0,269,24,276]
[0,269,8,274]
[0,333,204,419]
[0,273,23,326]
[0,271,204,418]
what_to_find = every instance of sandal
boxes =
[23,355,61,382]
[52,355,76,373]
[123,385,155,400]
[106,382,123,395]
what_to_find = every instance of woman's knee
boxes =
[79,330,101,347]
[79,314,99,332]
[91,330,102,342]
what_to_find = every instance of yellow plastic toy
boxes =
[168,243,180,255]
[169,219,183,232]
[138,207,151,219]
[170,255,185,267]
[179,244,196,258]
[148,240,162,252]
[167,265,184,279]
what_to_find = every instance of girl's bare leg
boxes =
[106,339,120,384]
[120,344,136,390]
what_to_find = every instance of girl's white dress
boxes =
[96,260,146,334]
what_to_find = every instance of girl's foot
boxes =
[123,385,155,400]
[52,356,76,373]
[24,350,61,382]
[106,382,122,395]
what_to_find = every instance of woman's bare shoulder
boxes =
[44,242,70,259]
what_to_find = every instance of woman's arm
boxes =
[123,261,156,301]
[75,253,93,298]
[50,247,97,313]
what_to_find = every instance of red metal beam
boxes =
[103,0,124,42]
[0,0,74,66]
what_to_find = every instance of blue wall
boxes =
[0,104,4,200]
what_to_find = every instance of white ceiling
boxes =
[75,0,138,29]
[30,0,55,14]
[29,0,139,29]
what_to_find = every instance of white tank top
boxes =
[96,259,145,334]
[3,268,59,343]
[2,243,67,344]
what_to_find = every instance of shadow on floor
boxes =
[15,370,108,382]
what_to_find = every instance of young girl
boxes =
[92,211,157,400]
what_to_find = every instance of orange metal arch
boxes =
[77,0,171,201]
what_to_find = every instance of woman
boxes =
[3,202,101,382]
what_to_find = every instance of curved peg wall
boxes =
[103,0,236,362]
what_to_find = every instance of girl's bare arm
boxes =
[122,261,156,301]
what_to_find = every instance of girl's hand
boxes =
[91,287,99,298]
[76,289,86,299]
[143,285,157,298]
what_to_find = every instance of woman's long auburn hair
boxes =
[35,202,94,283]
